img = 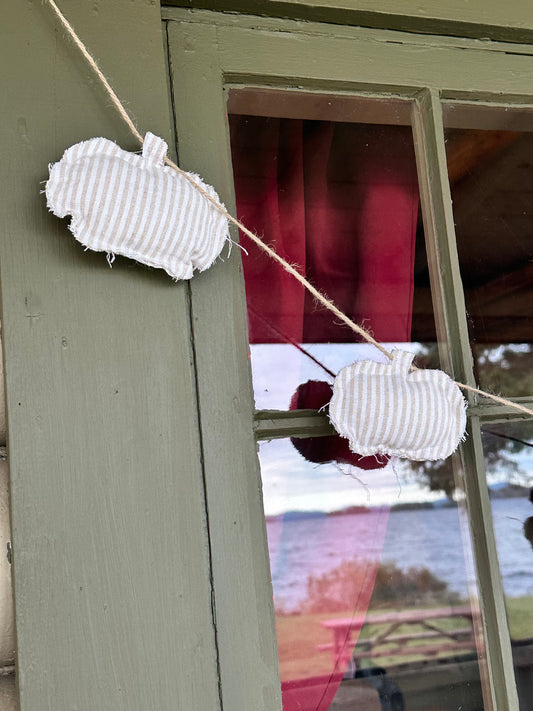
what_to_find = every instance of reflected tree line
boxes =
[412,343,533,499]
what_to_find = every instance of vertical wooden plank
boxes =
[167,19,283,711]
[0,2,220,710]
[412,88,519,711]
[0,458,14,667]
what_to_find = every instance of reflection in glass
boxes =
[230,99,487,709]
[482,422,533,710]
[260,438,484,710]
[443,106,533,396]
[229,112,440,410]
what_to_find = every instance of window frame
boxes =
[164,0,533,45]
[165,9,533,709]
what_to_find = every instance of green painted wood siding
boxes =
[165,17,283,710]
[0,2,220,709]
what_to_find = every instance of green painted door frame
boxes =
[167,0,533,44]
[166,6,533,711]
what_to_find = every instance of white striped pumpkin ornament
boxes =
[45,133,229,280]
[329,350,467,461]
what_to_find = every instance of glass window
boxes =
[229,92,486,711]
[229,97,439,411]
[442,102,533,710]
[480,419,533,708]
[442,104,533,397]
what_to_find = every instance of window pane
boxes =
[230,92,488,710]
[481,421,533,710]
[443,103,533,397]
[229,96,440,411]
[261,437,486,710]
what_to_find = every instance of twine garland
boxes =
[46,0,533,421]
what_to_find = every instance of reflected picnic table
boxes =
[319,605,476,666]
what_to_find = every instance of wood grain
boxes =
[167,19,284,711]
[0,2,220,709]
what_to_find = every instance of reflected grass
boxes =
[275,596,533,682]
[507,595,533,641]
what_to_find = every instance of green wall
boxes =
[0,2,221,709]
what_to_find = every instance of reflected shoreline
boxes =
[265,482,530,521]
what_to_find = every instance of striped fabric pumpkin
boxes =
[45,132,229,280]
[329,350,467,461]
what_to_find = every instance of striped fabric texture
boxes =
[329,350,467,461]
[46,132,229,280]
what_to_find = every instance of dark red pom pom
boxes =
[290,380,389,470]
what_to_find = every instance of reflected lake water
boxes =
[267,496,533,611]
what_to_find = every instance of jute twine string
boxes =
[46,0,533,420]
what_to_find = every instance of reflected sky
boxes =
[256,342,446,515]
[255,343,533,515]
[251,342,428,411]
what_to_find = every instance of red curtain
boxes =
[230,116,419,346]
[230,115,419,711]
